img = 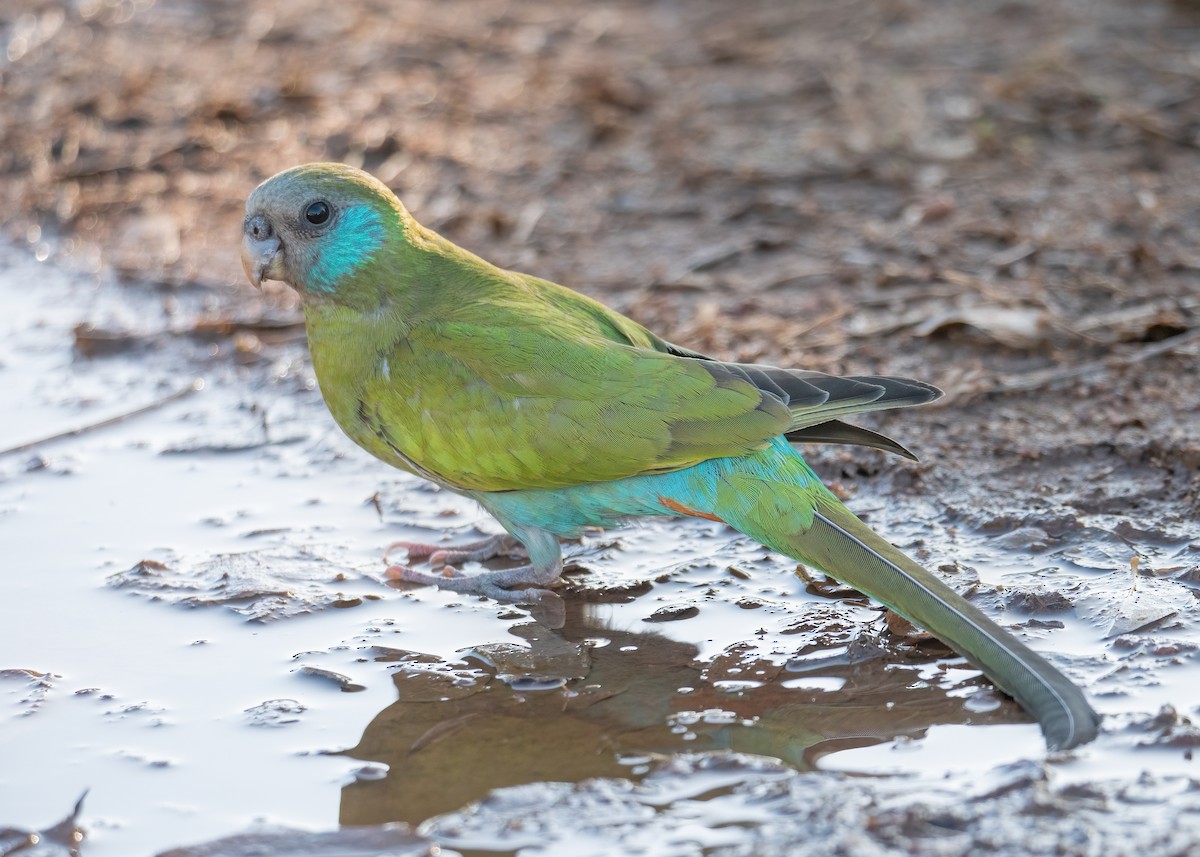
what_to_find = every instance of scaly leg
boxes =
[386,527,562,603]
[386,533,525,567]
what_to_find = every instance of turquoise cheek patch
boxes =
[309,206,387,292]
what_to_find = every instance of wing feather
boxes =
[350,285,941,491]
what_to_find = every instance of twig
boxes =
[0,379,204,457]
[789,305,853,340]
[986,240,1038,270]
[657,240,757,286]
[936,269,1012,304]
[989,327,1200,396]
[759,270,836,291]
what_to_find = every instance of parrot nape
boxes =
[240,163,1099,750]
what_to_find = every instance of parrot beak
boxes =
[241,214,283,288]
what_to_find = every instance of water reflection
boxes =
[339,593,1023,826]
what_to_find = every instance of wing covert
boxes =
[356,323,792,492]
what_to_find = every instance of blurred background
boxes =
[4,3,1198,352]
[4,0,1198,507]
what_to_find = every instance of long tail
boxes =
[785,501,1099,750]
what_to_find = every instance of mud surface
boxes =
[2,0,1199,854]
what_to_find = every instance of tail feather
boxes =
[785,420,919,460]
[791,502,1099,750]
[786,375,942,430]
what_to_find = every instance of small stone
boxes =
[644,604,700,623]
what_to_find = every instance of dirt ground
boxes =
[3,0,1199,525]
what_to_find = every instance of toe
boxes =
[385,564,459,584]
[386,541,442,562]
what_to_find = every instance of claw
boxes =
[382,533,560,607]
[388,563,556,603]
[385,563,457,582]
[385,540,443,563]
[386,534,525,567]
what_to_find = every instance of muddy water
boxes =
[2,247,1199,855]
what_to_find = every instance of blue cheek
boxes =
[308,206,386,292]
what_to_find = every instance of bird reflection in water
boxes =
[338,591,1023,827]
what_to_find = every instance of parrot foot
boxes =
[385,561,560,605]
[386,533,525,567]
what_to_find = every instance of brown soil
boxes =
[3,0,1198,519]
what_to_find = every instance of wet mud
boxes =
[2,240,1197,854]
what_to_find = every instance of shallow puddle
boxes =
[3,247,1199,854]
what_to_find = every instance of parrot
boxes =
[240,162,1099,750]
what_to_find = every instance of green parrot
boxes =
[240,162,1099,750]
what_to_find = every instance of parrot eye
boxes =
[304,201,331,225]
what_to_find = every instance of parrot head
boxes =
[241,162,400,296]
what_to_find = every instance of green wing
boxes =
[356,322,785,491]
[350,276,939,492]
